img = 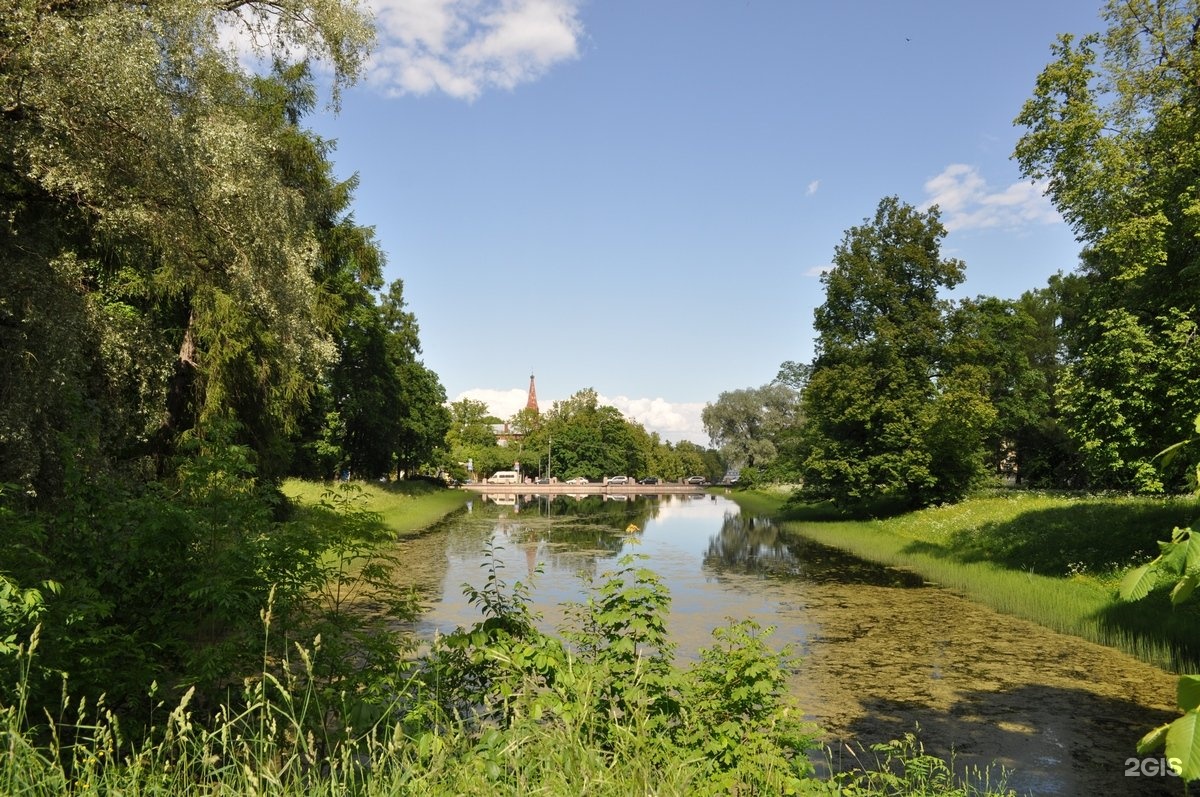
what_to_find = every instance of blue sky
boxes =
[307,0,1102,445]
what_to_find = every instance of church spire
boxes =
[526,373,539,414]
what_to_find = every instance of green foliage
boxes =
[1056,308,1200,492]
[701,382,803,475]
[677,620,815,791]
[1,516,1015,796]
[831,731,1015,796]
[417,550,818,791]
[509,387,710,482]
[1015,1,1200,492]
[943,292,1074,486]
[799,196,990,510]
[1119,469,1200,780]
[0,426,423,727]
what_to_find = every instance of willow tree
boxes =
[701,382,802,481]
[0,0,374,495]
[1014,0,1200,492]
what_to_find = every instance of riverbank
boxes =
[282,478,471,537]
[732,487,1200,673]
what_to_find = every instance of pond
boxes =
[391,492,1183,795]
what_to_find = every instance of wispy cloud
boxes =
[806,180,820,196]
[804,264,833,278]
[366,0,584,100]
[921,164,1060,233]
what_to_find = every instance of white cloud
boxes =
[806,179,820,196]
[599,394,709,446]
[457,387,529,419]
[804,264,833,278]
[453,388,709,445]
[367,0,584,100]
[920,164,1061,233]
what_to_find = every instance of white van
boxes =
[487,470,519,484]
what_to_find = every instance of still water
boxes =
[392,493,1182,795]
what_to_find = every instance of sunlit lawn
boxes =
[283,478,470,538]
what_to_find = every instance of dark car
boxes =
[638,476,660,485]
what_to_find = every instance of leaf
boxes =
[1182,530,1200,573]
[1173,575,1199,606]
[1179,676,1200,712]
[1166,710,1200,781]
[1120,563,1159,601]
[1158,438,1192,469]
[1138,722,1170,754]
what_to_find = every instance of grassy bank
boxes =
[733,488,1200,672]
[282,478,470,537]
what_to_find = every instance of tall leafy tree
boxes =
[1014,0,1200,491]
[798,196,992,510]
[701,383,802,477]
[520,389,646,480]
[943,289,1078,486]
[0,0,373,495]
[313,279,448,480]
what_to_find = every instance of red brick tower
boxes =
[526,373,539,414]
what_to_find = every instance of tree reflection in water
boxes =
[704,513,926,588]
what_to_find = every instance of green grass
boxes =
[734,488,1200,672]
[282,478,470,538]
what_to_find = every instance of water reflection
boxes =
[703,511,928,587]
[390,494,1185,795]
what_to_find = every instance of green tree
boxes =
[701,383,802,474]
[441,398,503,481]
[798,196,991,510]
[943,289,1078,487]
[1014,0,1200,491]
[311,279,448,480]
[0,0,373,495]
[447,399,502,450]
[521,389,646,480]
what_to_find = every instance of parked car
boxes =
[565,476,589,485]
[606,475,629,485]
[684,476,707,485]
[638,476,659,485]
